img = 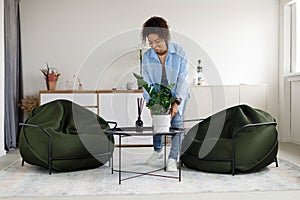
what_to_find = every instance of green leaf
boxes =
[133,72,177,114]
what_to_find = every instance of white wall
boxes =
[19,0,279,116]
[0,0,6,157]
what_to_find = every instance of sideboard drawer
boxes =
[40,93,97,106]
[39,91,98,114]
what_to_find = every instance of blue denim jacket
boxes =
[142,42,190,115]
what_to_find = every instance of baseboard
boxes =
[278,137,290,143]
[290,140,300,145]
[279,135,300,145]
[0,149,6,157]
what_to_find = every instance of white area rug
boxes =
[0,148,300,198]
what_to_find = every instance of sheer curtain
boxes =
[4,0,23,151]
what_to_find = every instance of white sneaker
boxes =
[166,158,177,172]
[146,151,163,165]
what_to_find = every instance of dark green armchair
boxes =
[181,104,278,175]
[19,99,115,174]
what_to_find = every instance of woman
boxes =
[141,16,190,171]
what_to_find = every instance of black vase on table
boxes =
[135,116,143,132]
[136,97,145,132]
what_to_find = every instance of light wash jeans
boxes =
[153,112,183,160]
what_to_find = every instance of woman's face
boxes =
[147,34,167,55]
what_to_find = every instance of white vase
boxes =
[152,114,171,133]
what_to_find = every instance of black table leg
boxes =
[164,135,167,171]
[119,135,121,185]
[109,134,113,174]
[178,133,181,182]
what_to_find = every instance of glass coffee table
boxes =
[104,126,185,184]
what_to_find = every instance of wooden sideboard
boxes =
[40,84,268,144]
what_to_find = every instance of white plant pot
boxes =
[152,114,171,133]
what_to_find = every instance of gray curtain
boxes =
[4,0,23,151]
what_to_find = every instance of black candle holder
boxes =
[135,116,143,132]
[135,98,145,132]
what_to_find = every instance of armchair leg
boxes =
[21,159,24,166]
[48,165,52,175]
[274,157,278,167]
[231,159,235,176]
[231,138,236,176]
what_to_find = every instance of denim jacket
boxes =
[142,42,190,115]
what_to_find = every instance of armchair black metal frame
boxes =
[182,119,278,175]
[19,121,117,175]
[229,122,278,175]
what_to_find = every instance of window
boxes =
[284,0,299,73]
[279,0,300,143]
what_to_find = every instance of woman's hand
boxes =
[170,103,178,119]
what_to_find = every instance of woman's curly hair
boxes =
[141,16,170,44]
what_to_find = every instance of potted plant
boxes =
[133,73,175,132]
[41,63,61,91]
